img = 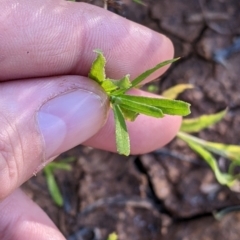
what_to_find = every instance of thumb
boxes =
[0,75,109,200]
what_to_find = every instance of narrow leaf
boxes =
[119,106,139,121]
[178,132,240,162]
[44,166,63,207]
[184,140,234,186]
[88,49,106,83]
[113,95,190,116]
[112,96,164,117]
[112,104,130,156]
[119,102,164,118]
[162,84,194,99]
[130,58,180,89]
[47,162,72,171]
[200,141,240,162]
[180,109,227,133]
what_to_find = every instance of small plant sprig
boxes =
[162,84,240,188]
[178,110,240,187]
[88,50,191,156]
[43,157,76,207]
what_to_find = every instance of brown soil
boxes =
[23,0,240,239]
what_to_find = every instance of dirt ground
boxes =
[22,0,240,239]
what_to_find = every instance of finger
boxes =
[0,75,109,200]
[0,0,173,82]
[0,188,65,240]
[85,89,182,154]
[85,113,181,155]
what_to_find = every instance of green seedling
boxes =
[163,84,240,188]
[88,50,191,156]
[43,157,75,207]
[178,109,240,187]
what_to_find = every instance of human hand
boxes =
[0,0,181,239]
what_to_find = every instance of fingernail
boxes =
[37,90,106,159]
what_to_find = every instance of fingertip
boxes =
[162,33,175,60]
[128,114,182,154]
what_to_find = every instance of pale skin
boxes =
[0,0,181,239]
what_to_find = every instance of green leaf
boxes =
[178,132,240,162]
[119,106,139,121]
[112,104,130,156]
[106,75,132,94]
[88,49,106,84]
[201,141,240,162]
[112,96,164,118]
[184,139,235,186]
[112,95,191,116]
[162,84,194,99]
[43,166,63,207]
[130,58,180,89]
[119,103,163,118]
[180,109,227,133]
[47,162,72,171]
[101,79,118,92]
[110,74,132,90]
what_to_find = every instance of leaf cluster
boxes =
[89,50,191,155]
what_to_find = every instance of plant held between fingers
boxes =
[88,50,191,156]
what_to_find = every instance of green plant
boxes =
[162,84,240,188]
[42,52,191,206]
[43,157,76,207]
[89,50,190,155]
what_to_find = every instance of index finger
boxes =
[0,0,173,82]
